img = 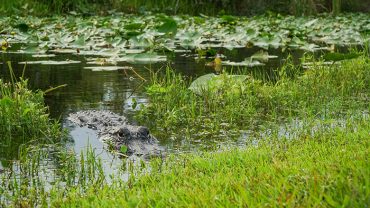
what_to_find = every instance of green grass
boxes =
[47,117,369,207]
[137,54,370,140]
[1,115,368,207]
[0,63,65,160]
[0,54,368,207]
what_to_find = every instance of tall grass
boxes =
[0,62,64,148]
[137,54,370,140]
[1,111,368,207]
[0,145,111,207]
[1,115,367,207]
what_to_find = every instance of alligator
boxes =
[68,110,163,158]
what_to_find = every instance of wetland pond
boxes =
[0,13,369,176]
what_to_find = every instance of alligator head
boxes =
[103,125,162,157]
[68,110,163,158]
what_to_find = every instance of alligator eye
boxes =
[118,127,130,138]
[138,126,149,137]
[78,116,88,123]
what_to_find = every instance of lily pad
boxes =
[16,23,29,33]
[250,50,278,62]
[19,60,81,65]
[223,59,265,67]
[84,66,133,71]
[117,53,167,64]
[189,73,249,95]
[32,54,56,58]
[157,17,177,36]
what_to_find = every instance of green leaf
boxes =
[146,84,169,95]
[119,53,167,64]
[124,23,143,30]
[16,23,29,33]
[188,73,217,95]
[189,74,249,95]
[132,98,137,109]
[251,50,278,62]
[124,31,143,39]
[221,15,237,25]
[0,97,13,107]
[157,18,177,36]
[22,108,31,116]
[120,145,128,154]
[72,35,86,47]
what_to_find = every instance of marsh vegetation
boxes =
[0,1,369,207]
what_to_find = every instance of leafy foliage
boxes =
[0,65,63,140]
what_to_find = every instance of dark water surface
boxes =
[1,42,368,179]
[0,46,319,172]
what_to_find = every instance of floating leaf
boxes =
[32,54,56,58]
[117,53,167,64]
[19,60,81,65]
[72,35,86,47]
[221,15,237,25]
[124,23,143,30]
[84,66,133,71]
[157,17,177,36]
[189,73,249,95]
[16,23,29,33]
[223,59,265,67]
[251,50,278,62]
[124,31,143,39]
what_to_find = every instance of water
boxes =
[0,45,354,167]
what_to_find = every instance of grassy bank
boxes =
[54,119,370,207]
[0,0,368,16]
[0,54,369,207]
[1,115,367,207]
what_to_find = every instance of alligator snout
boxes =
[138,126,150,138]
[68,110,162,157]
[117,127,131,138]
[115,126,151,141]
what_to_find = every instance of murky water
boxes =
[0,45,358,173]
[0,47,276,172]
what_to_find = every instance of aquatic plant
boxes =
[0,63,65,154]
[138,54,370,140]
[0,0,368,16]
[0,13,369,65]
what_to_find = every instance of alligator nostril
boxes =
[118,127,130,137]
[138,126,149,137]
